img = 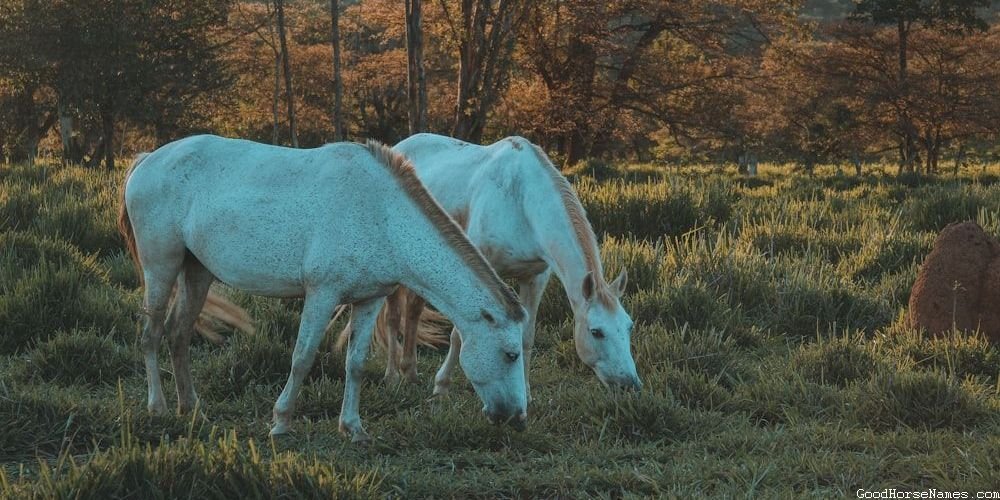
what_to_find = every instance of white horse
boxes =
[119,135,528,440]
[354,133,640,398]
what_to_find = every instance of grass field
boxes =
[3,159,1000,497]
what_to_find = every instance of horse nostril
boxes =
[505,351,519,363]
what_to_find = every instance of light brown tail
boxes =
[334,303,450,352]
[118,153,255,344]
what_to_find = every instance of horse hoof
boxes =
[339,419,370,443]
[351,429,371,444]
[148,399,168,417]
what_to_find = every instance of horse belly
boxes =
[182,201,312,298]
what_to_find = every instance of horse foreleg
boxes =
[399,292,426,383]
[271,291,339,435]
[518,271,550,405]
[432,327,461,397]
[339,297,383,442]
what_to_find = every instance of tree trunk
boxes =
[101,106,115,170]
[330,0,345,141]
[57,101,79,165]
[897,19,916,173]
[452,0,485,141]
[405,0,427,135]
[451,0,522,143]
[564,132,588,167]
[21,91,38,166]
[275,0,298,147]
[266,3,281,145]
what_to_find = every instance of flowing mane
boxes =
[365,140,524,320]
[528,143,615,308]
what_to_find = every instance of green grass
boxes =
[3,159,1000,496]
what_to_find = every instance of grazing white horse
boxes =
[119,135,528,440]
[357,133,641,398]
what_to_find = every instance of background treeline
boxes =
[1,0,999,173]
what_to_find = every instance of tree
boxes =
[0,0,231,168]
[851,0,994,172]
[330,0,345,140]
[275,0,299,147]
[405,0,427,134]
[444,0,528,142]
[518,0,797,166]
[745,34,866,173]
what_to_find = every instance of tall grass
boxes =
[3,159,1000,496]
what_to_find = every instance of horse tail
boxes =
[118,152,254,344]
[118,153,149,286]
[334,303,449,352]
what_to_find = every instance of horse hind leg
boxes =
[165,254,214,415]
[383,289,404,384]
[399,292,426,383]
[139,250,185,416]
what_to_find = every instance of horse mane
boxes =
[527,142,616,309]
[364,140,525,321]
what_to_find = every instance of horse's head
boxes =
[573,270,642,391]
[457,303,529,429]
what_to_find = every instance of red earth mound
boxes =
[908,221,1000,342]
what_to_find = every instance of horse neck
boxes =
[522,168,605,313]
[395,208,501,326]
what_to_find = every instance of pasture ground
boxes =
[3,160,1000,497]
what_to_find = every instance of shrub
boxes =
[23,328,134,387]
[792,334,882,387]
[0,386,115,462]
[1,432,381,499]
[633,325,743,383]
[196,329,347,401]
[577,178,700,240]
[600,236,665,294]
[0,182,43,232]
[627,283,738,331]
[581,389,694,443]
[33,196,120,255]
[730,373,843,426]
[0,230,107,283]
[662,367,734,411]
[846,370,992,431]
[0,255,137,352]
[903,186,985,232]
[565,158,620,181]
[874,329,1000,382]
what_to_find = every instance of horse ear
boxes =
[610,269,627,297]
[581,271,595,302]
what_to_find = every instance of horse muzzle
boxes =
[483,405,528,431]
[603,373,643,392]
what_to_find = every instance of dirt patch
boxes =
[908,221,1000,342]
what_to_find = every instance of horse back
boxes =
[124,135,398,297]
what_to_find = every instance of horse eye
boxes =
[590,328,605,339]
[481,310,495,324]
